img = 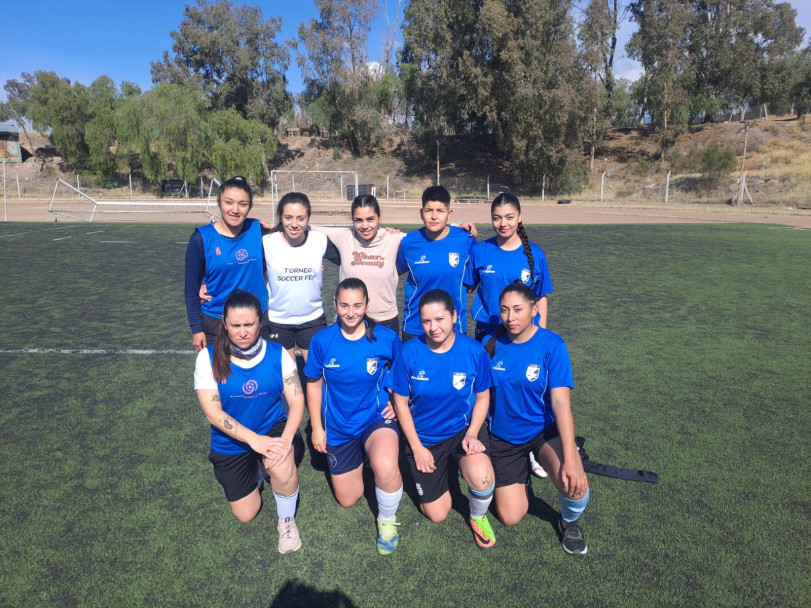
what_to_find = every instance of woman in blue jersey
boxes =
[465,192,553,341]
[185,177,267,351]
[396,186,475,341]
[194,290,305,554]
[484,283,590,556]
[303,278,404,555]
[387,289,497,550]
[464,192,553,479]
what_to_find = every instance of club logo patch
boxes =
[448,252,460,267]
[235,248,249,261]
[526,364,540,382]
[521,268,531,284]
[367,357,378,375]
[415,482,424,496]
[243,379,258,395]
[327,452,338,470]
[452,372,466,390]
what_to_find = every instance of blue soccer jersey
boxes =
[386,334,493,446]
[206,340,287,455]
[488,329,574,445]
[198,218,268,318]
[465,237,553,331]
[396,226,474,335]
[303,322,402,446]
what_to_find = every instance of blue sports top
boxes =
[303,322,403,446]
[386,334,493,446]
[488,328,574,444]
[184,218,267,334]
[464,237,553,331]
[204,340,287,455]
[396,226,474,335]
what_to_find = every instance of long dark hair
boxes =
[484,281,537,357]
[350,194,381,218]
[335,278,377,342]
[419,289,455,314]
[212,290,263,382]
[271,192,312,233]
[491,193,534,282]
[217,176,253,209]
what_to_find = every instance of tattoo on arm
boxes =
[211,394,221,403]
[222,416,238,431]
[284,372,303,397]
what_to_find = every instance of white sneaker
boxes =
[277,517,302,554]
[529,452,548,478]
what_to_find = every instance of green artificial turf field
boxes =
[0,222,808,607]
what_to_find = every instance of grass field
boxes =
[0,221,808,608]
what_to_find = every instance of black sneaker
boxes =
[558,518,588,556]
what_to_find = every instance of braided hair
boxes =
[491,193,535,285]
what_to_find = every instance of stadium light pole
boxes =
[3,161,7,222]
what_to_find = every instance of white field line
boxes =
[0,348,195,355]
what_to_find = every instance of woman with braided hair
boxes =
[464,192,554,478]
[464,192,553,341]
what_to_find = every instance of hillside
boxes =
[8,116,811,208]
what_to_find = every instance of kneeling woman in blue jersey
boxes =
[386,289,497,549]
[303,278,404,555]
[194,290,305,555]
[485,283,590,556]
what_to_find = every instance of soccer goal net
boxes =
[48,178,221,223]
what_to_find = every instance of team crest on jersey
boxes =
[521,268,531,284]
[366,357,378,375]
[243,379,258,395]
[525,364,540,382]
[448,252,460,267]
[235,248,249,262]
[452,372,466,390]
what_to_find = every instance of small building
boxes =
[0,122,23,163]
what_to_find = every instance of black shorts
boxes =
[208,418,304,502]
[401,330,420,343]
[326,418,400,475]
[403,426,490,504]
[374,315,400,335]
[488,423,560,488]
[266,313,326,350]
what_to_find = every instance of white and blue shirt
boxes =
[465,237,553,332]
[396,226,474,335]
[194,340,294,455]
[488,328,573,445]
[304,322,402,446]
[386,334,493,446]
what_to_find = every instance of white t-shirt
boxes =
[194,340,297,390]
[263,230,329,324]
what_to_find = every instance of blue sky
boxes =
[1,0,809,102]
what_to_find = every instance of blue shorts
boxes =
[326,418,400,475]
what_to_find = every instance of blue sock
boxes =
[376,485,403,520]
[274,486,299,519]
[468,485,495,519]
[558,488,590,522]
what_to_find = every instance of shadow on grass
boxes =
[268,579,358,608]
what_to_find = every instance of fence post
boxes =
[17,171,21,198]
[542,174,546,201]
[600,172,606,201]
[487,174,490,199]
[665,171,671,204]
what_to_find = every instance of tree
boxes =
[627,0,694,142]
[117,84,209,184]
[297,0,385,155]
[207,109,276,182]
[0,74,36,150]
[151,0,293,129]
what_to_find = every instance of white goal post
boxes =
[48,179,220,222]
[269,170,358,204]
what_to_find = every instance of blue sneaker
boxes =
[376,517,400,555]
